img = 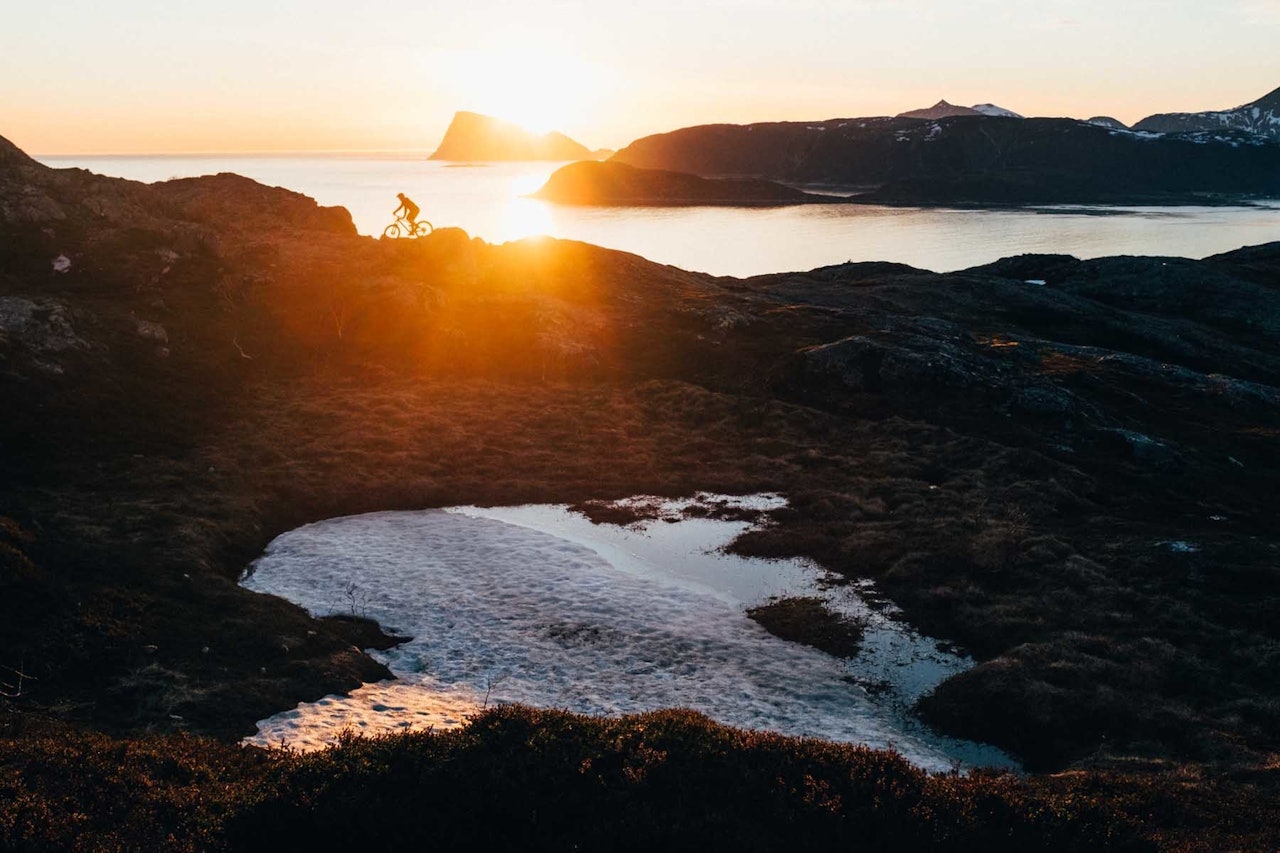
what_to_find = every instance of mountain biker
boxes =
[393,193,421,230]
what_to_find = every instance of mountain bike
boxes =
[383,215,433,239]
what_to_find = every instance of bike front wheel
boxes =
[382,223,403,239]
[413,220,434,237]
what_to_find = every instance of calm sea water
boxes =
[39,153,1280,276]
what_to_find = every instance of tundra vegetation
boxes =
[1,133,1278,849]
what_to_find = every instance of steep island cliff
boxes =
[429,111,611,161]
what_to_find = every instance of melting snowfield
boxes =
[241,495,1014,771]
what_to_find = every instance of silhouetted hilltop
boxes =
[530,161,835,206]
[897,100,982,119]
[1086,116,1129,130]
[611,114,1280,204]
[428,111,610,161]
[896,101,1022,120]
[1135,85,1280,142]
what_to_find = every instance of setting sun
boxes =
[439,46,608,136]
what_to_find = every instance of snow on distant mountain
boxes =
[1134,86,1280,142]
[1086,116,1129,130]
[971,103,1023,119]
[897,100,1022,120]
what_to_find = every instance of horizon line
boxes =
[34,148,432,159]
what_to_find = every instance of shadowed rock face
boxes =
[610,114,1280,203]
[428,111,610,161]
[2,130,1280,799]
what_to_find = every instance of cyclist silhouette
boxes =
[394,193,421,230]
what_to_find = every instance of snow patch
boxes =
[242,496,1014,770]
[971,104,1023,119]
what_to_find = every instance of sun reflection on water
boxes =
[489,171,557,241]
[499,197,556,242]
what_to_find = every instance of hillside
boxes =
[2,133,1280,848]
[429,111,609,161]
[610,115,1280,203]
[1135,85,1280,142]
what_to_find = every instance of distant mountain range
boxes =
[895,88,1280,143]
[429,112,612,162]
[1134,86,1280,142]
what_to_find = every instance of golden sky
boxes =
[4,0,1278,154]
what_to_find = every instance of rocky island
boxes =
[429,110,612,161]
[529,160,838,206]
[2,132,1279,848]
[609,86,1280,204]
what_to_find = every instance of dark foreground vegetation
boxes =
[10,704,1269,852]
[2,132,1279,848]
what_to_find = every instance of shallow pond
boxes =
[241,494,1014,771]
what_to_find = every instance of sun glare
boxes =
[441,47,606,136]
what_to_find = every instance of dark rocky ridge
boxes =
[1135,85,1280,142]
[611,114,1280,204]
[530,160,838,206]
[2,133,1279,846]
[429,110,610,161]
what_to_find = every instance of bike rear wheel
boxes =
[413,220,434,237]
[382,223,403,239]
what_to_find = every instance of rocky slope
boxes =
[2,132,1279,846]
[610,114,1280,203]
[428,111,609,161]
[529,160,837,206]
[1135,85,1280,142]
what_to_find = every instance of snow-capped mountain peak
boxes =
[971,103,1023,119]
[1134,85,1280,142]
